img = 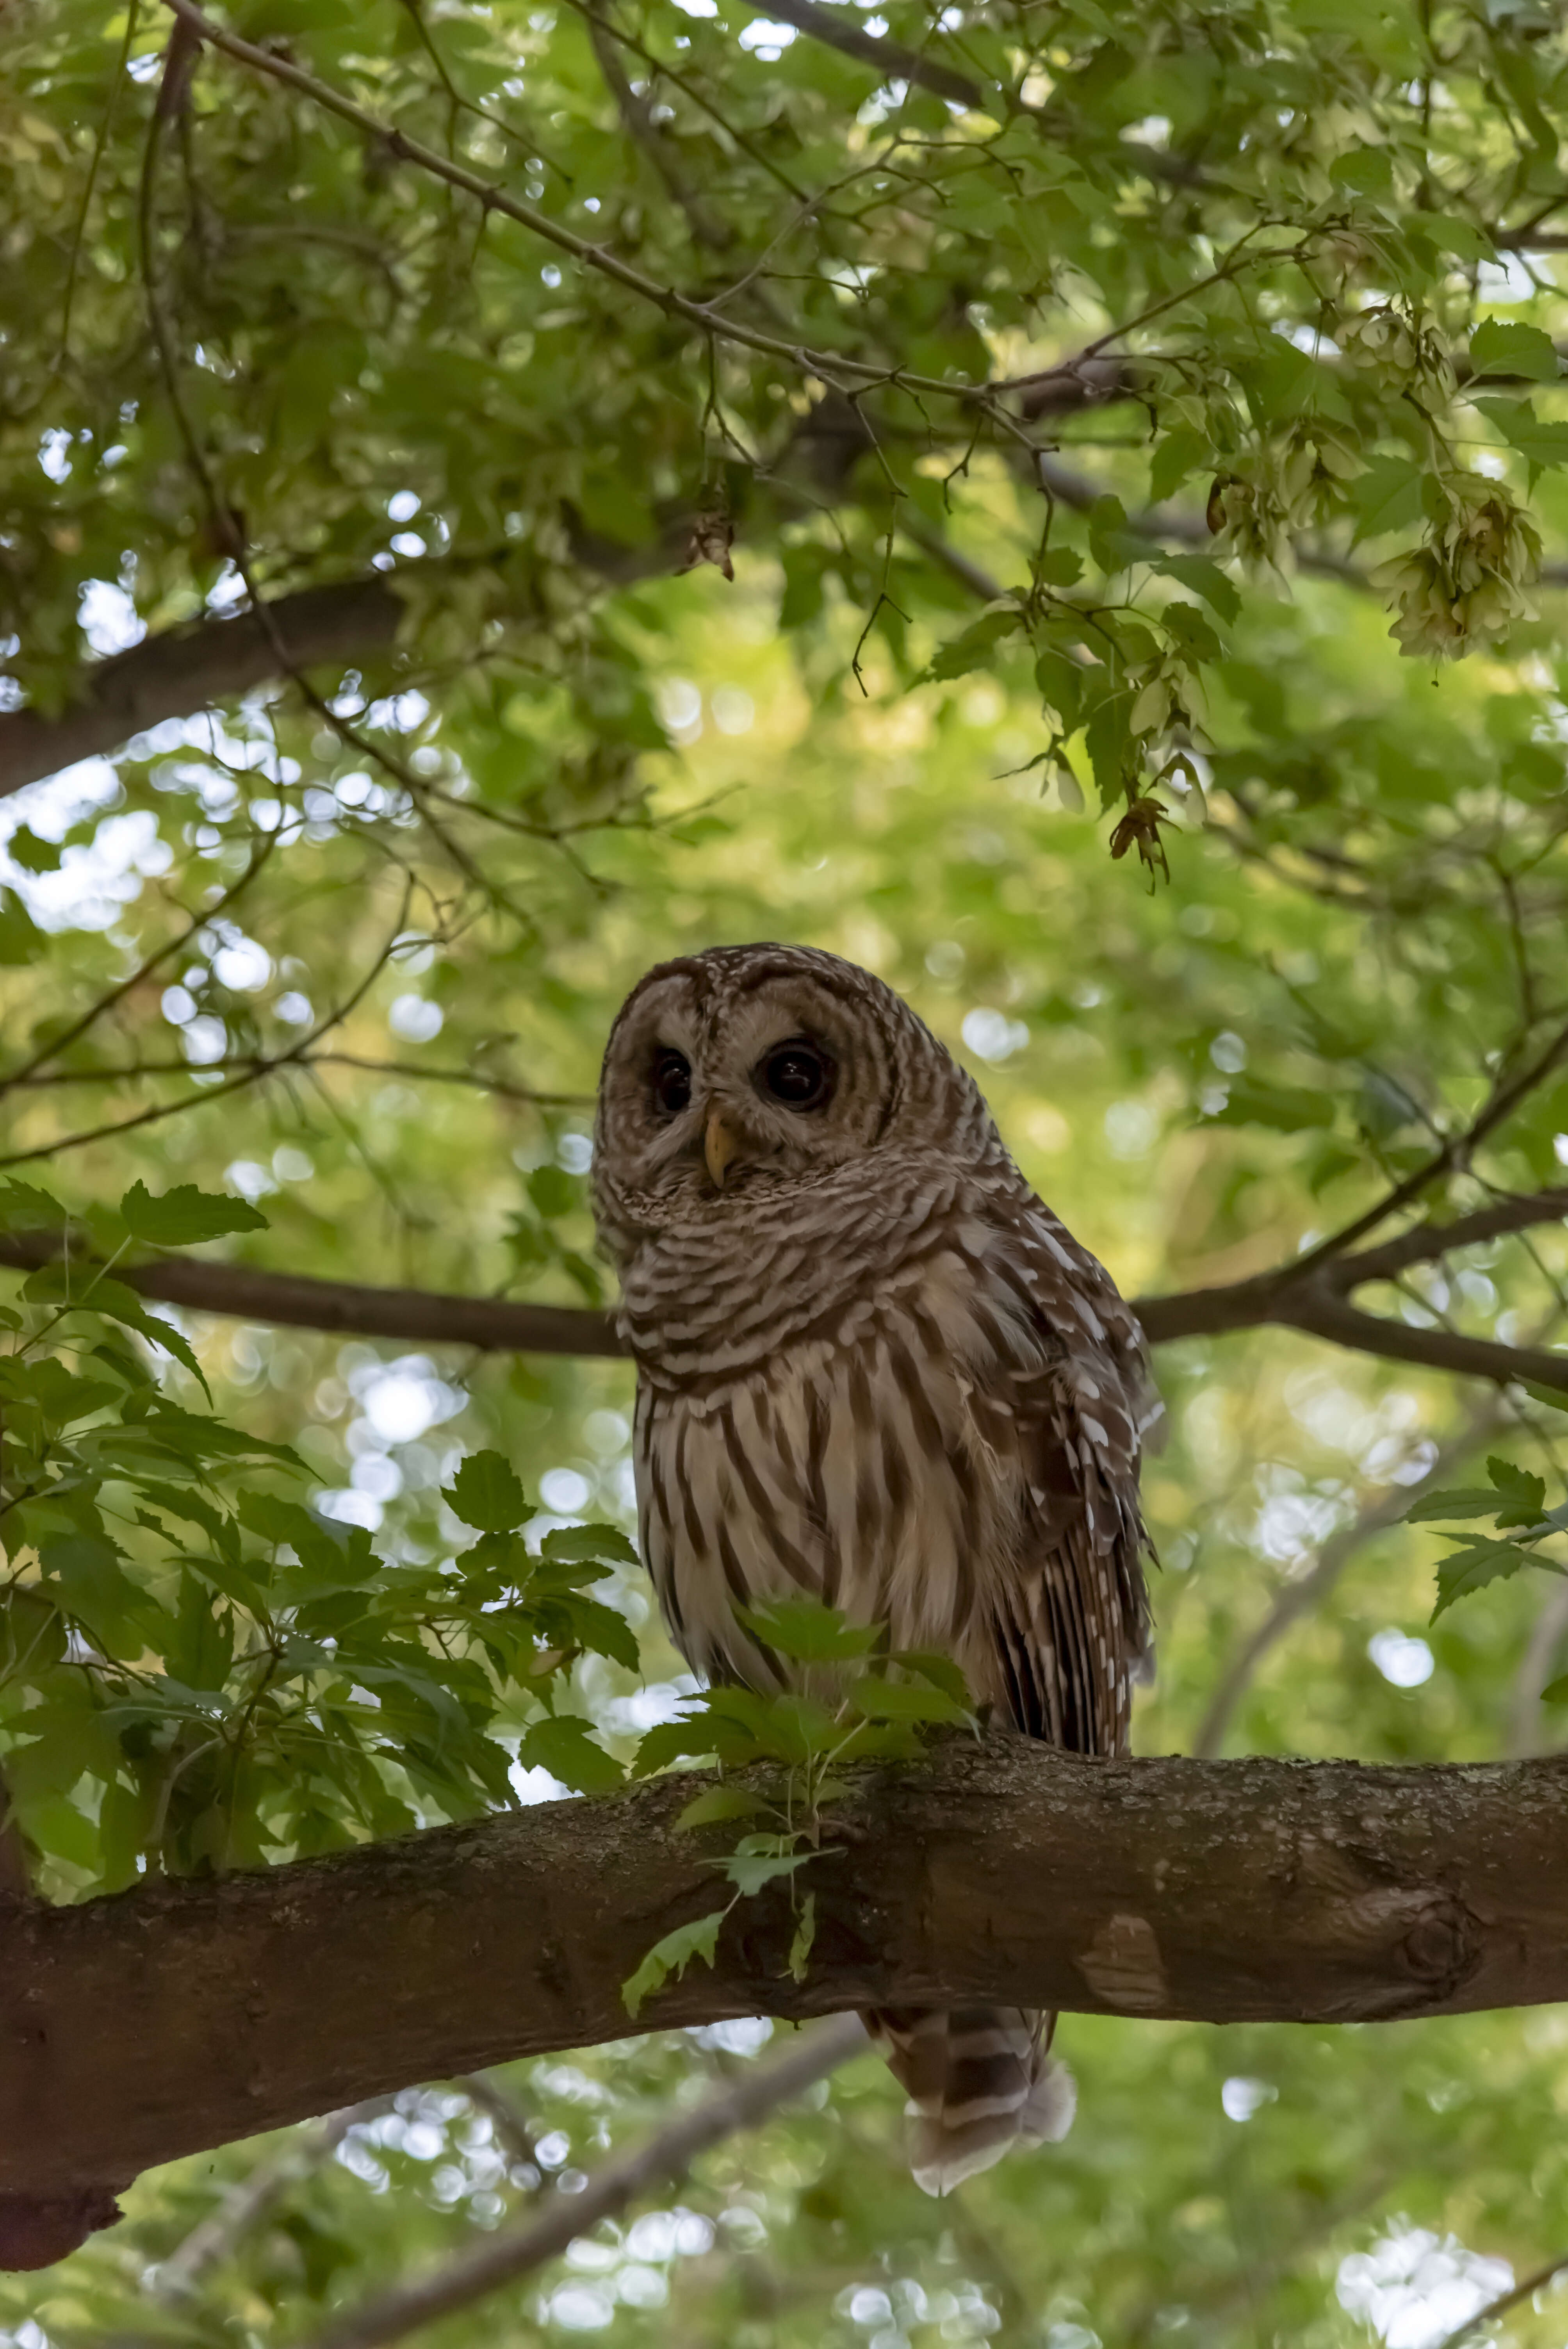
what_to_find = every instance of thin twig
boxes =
[0,882,414,1169]
[1431,2252,1568,2349]
[0,822,280,1100]
[3,1052,588,1107]
[1295,1012,1568,1275]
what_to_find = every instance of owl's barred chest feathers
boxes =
[619,1158,1148,1744]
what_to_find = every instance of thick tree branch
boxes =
[4,1180,1567,1384]
[305,2017,864,2349]
[6,1741,1568,2265]
[0,1232,627,1359]
[0,577,405,804]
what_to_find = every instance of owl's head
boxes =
[593,943,987,1248]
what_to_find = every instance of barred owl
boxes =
[593,944,1156,2193]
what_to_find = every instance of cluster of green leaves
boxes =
[0,1175,637,1889]
[1410,1453,1568,1631]
[622,1597,975,2018]
[11,0,1568,871]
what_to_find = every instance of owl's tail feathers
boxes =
[864,2005,1076,2197]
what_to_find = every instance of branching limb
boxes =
[0,882,414,1171]
[1192,1393,1513,1759]
[303,2019,865,2349]
[150,2094,397,2305]
[0,1232,628,1358]
[1271,1291,1568,1397]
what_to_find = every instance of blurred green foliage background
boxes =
[6,0,1568,2339]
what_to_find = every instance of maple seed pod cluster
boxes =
[1374,482,1543,659]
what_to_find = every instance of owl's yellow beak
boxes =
[703,1106,741,1189]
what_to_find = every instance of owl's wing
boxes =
[978,1198,1156,1759]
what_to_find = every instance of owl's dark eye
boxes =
[650,1048,691,1117]
[761,1037,834,1110]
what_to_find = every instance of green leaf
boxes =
[445,1450,528,1533]
[848,1676,971,1725]
[1469,317,1561,383]
[526,1164,578,1220]
[0,1180,63,1233]
[675,1785,773,1830]
[1087,494,1148,576]
[0,1358,118,1426]
[923,607,1024,683]
[718,1838,821,1896]
[1431,1536,1547,1618]
[1330,147,1394,200]
[551,1592,642,1672]
[1486,1456,1547,1527]
[1147,554,1240,624]
[120,1181,268,1247]
[540,1522,639,1566]
[622,1909,725,2018]
[1541,1674,1568,1706]
[1417,215,1496,264]
[515,1713,624,1793]
[1034,649,1083,731]
[239,1490,377,1581]
[167,1571,234,1692]
[735,1596,884,1664]
[71,1277,211,1398]
[1148,427,1210,507]
[1471,398,1568,481]
[1406,1488,1506,1523]
[1036,546,1084,586]
[889,1650,973,1707]
[41,1533,151,1658]
[1347,454,1425,542]
[629,1715,721,1778]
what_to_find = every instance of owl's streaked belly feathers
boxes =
[628,1193,1149,1749]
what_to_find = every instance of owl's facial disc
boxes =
[594,958,896,1230]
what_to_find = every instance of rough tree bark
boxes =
[5,1742,1567,2269]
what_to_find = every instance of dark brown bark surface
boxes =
[7,1742,1568,2262]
